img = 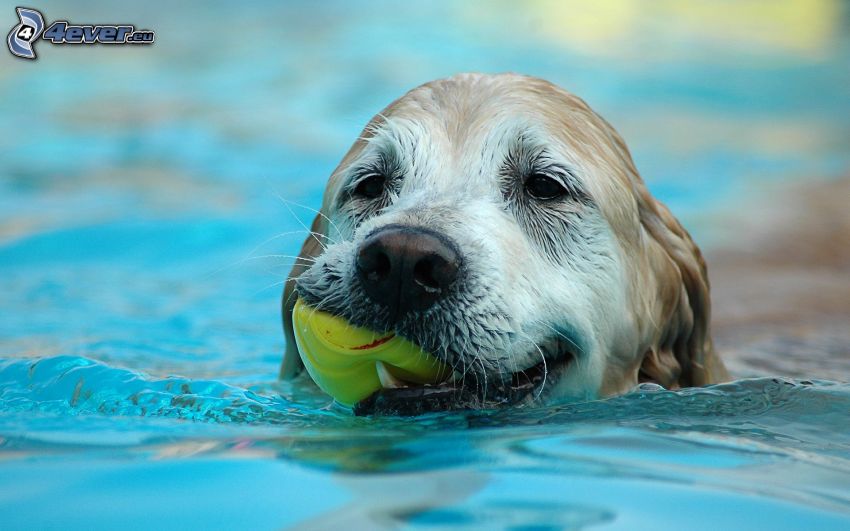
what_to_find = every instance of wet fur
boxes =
[281,73,728,404]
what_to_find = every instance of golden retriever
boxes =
[280,73,728,414]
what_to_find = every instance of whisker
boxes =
[475,356,488,406]
[274,195,344,246]
[253,278,291,295]
[244,229,332,259]
[258,178,335,252]
[538,321,583,356]
[204,229,328,280]
[507,329,544,405]
[283,200,328,252]
[244,254,318,264]
[282,281,302,307]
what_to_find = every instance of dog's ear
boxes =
[637,194,728,388]
[596,120,728,389]
[280,214,327,379]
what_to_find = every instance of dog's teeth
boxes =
[376,361,406,389]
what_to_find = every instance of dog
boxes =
[280,73,728,414]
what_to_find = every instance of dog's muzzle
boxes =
[356,224,461,323]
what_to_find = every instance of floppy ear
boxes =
[595,117,727,388]
[637,194,728,388]
[280,214,327,379]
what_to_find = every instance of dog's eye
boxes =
[525,173,567,200]
[354,174,386,199]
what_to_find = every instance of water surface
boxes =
[1,1,849,529]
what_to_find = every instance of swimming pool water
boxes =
[2,1,849,529]
[2,357,849,529]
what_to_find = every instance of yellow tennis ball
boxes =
[291,298,450,406]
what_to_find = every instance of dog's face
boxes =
[282,73,726,413]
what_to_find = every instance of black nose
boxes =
[356,225,460,321]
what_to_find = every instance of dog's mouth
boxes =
[352,339,576,416]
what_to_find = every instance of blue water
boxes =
[2,1,850,529]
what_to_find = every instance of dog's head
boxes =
[281,73,726,412]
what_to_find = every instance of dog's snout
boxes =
[356,225,460,320]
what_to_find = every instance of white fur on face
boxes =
[295,74,649,402]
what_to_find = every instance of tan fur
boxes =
[598,114,727,389]
[280,73,728,393]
